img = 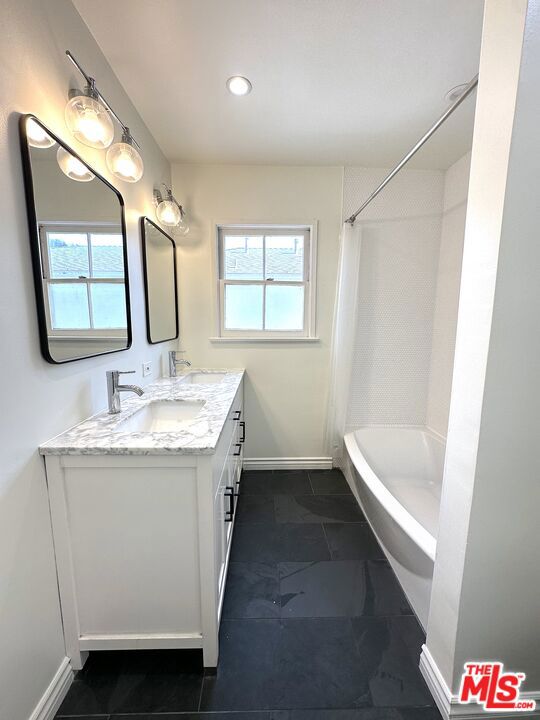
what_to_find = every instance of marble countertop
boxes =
[40,369,244,456]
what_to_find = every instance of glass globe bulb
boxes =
[26,118,56,148]
[176,218,190,236]
[56,146,95,182]
[156,199,182,226]
[65,93,114,149]
[106,141,144,183]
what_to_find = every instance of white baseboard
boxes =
[243,457,333,470]
[29,657,73,720]
[420,646,540,719]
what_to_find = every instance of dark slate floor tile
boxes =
[200,620,281,711]
[236,494,276,523]
[57,716,109,720]
[111,714,289,719]
[397,709,442,719]
[242,470,312,495]
[200,618,372,711]
[230,523,331,562]
[56,650,203,715]
[241,469,275,484]
[389,614,426,663]
[222,562,280,619]
[272,618,372,709]
[275,495,365,524]
[324,523,385,560]
[288,709,441,719]
[279,561,412,618]
[351,617,434,707]
[309,469,352,495]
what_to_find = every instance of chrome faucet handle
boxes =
[169,351,191,377]
[106,370,143,414]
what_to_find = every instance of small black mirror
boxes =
[19,114,132,363]
[141,217,179,344]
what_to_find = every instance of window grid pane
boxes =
[224,284,264,330]
[265,284,305,331]
[47,232,89,279]
[90,233,124,278]
[90,282,127,328]
[48,283,90,329]
[265,235,304,281]
[224,236,264,280]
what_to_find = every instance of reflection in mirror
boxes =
[141,217,179,344]
[19,115,131,363]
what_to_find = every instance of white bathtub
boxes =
[342,426,444,628]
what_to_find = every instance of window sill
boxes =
[209,336,320,344]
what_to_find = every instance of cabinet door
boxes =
[214,485,226,603]
[223,445,236,550]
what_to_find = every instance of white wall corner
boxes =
[243,457,333,470]
[420,647,540,720]
[28,657,73,720]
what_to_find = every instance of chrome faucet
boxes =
[169,350,192,377]
[106,370,144,414]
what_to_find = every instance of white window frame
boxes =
[214,223,317,340]
[39,222,127,338]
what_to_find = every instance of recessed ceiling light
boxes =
[226,76,252,96]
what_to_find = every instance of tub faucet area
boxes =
[106,370,144,414]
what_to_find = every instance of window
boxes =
[216,225,316,339]
[39,224,127,335]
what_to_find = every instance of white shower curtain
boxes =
[325,222,362,463]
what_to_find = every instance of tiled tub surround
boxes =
[40,370,244,456]
[42,371,245,671]
[55,469,440,719]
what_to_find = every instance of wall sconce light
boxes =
[64,51,143,182]
[56,146,95,182]
[154,184,189,235]
[106,127,144,183]
[65,80,114,150]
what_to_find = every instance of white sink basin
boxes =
[115,400,205,433]
[180,372,227,385]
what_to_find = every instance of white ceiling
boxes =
[73,0,484,169]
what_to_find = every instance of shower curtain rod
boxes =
[345,74,479,225]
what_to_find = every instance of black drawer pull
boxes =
[224,486,235,522]
[239,421,246,443]
[233,443,242,457]
[233,410,241,421]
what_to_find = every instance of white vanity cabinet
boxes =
[43,376,244,670]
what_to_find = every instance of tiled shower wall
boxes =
[342,157,470,434]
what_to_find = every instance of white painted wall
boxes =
[0,1,172,718]
[342,167,444,428]
[426,152,471,438]
[425,0,535,701]
[172,164,343,461]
